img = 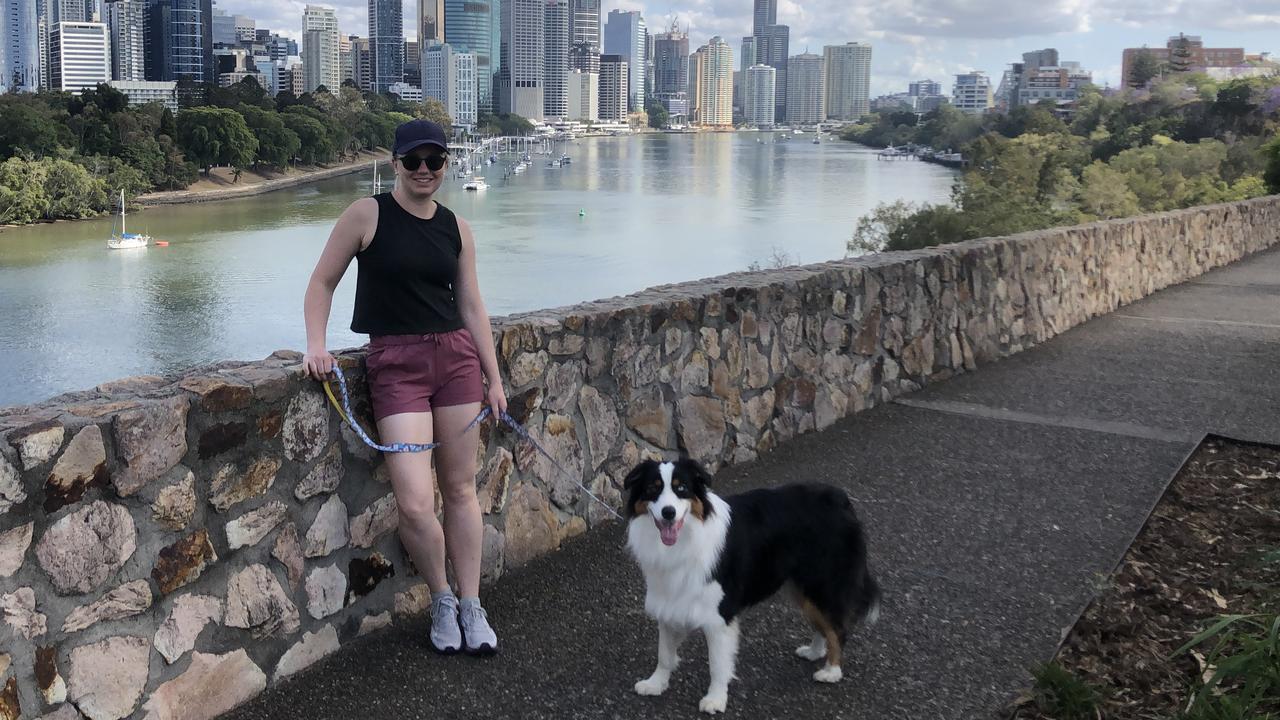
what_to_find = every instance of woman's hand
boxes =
[303,347,336,381]
[485,379,508,419]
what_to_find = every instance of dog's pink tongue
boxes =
[658,518,683,546]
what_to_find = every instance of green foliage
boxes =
[478,113,535,136]
[647,100,670,129]
[175,107,258,172]
[0,157,50,223]
[417,98,453,130]
[240,106,301,169]
[1265,136,1280,193]
[1128,49,1165,89]
[1028,662,1105,720]
[1174,613,1280,720]
[281,111,335,165]
[44,158,108,219]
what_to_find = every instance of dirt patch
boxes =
[1010,436,1280,719]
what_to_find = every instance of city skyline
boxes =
[216,0,1278,96]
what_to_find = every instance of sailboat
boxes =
[372,160,383,194]
[107,189,149,250]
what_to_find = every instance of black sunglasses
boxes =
[399,154,448,172]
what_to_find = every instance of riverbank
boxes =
[137,149,387,206]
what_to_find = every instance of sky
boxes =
[219,0,1279,97]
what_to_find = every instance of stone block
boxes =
[112,397,190,497]
[36,501,136,595]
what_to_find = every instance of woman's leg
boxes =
[431,401,484,598]
[376,412,450,593]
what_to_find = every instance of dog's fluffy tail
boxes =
[855,568,882,626]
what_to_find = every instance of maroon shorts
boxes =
[364,329,485,421]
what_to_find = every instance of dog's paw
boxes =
[813,665,843,683]
[698,692,728,714]
[634,677,668,696]
[795,643,826,661]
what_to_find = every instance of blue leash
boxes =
[325,365,623,520]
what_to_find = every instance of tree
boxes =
[1265,136,1280,194]
[1128,49,1164,89]
[647,100,669,129]
[44,158,107,219]
[175,107,259,173]
[417,98,452,130]
[0,100,65,158]
[239,106,301,169]
[281,111,334,164]
[1077,162,1141,219]
[0,157,50,223]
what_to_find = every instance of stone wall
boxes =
[1,196,1277,719]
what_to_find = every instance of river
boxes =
[0,133,956,407]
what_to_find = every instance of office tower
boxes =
[49,20,108,91]
[497,0,542,118]
[602,9,643,111]
[404,39,419,84]
[2,0,41,91]
[566,67,596,120]
[755,23,787,121]
[424,42,476,127]
[543,0,567,118]
[752,0,774,36]
[145,0,214,84]
[302,4,339,93]
[744,63,774,125]
[693,36,730,127]
[598,52,625,120]
[418,0,441,46]
[785,52,824,123]
[823,41,870,120]
[104,0,143,80]
[444,0,492,112]
[369,0,402,92]
[567,0,597,73]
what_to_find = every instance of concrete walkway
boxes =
[225,246,1280,720]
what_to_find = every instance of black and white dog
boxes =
[624,458,880,715]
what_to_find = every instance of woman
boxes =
[303,119,507,655]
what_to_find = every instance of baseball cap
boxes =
[393,119,448,156]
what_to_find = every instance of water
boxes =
[0,133,955,406]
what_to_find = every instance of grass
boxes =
[1028,662,1105,720]
[1175,609,1280,719]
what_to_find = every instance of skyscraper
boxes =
[302,5,339,93]
[651,23,687,119]
[2,0,41,91]
[104,0,144,81]
[694,36,731,127]
[597,52,626,120]
[543,0,567,118]
[744,63,774,126]
[567,0,598,73]
[50,21,109,92]
[497,0,542,119]
[424,42,477,127]
[443,0,492,112]
[369,0,402,92]
[755,23,788,121]
[751,0,774,36]
[602,9,643,112]
[145,0,215,85]
[418,0,442,47]
[824,42,870,120]
[785,52,824,124]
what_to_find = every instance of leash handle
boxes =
[322,365,622,520]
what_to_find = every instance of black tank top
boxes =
[350,193,464,336]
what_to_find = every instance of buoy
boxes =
[578,209,585,217]
[156,241,169,247]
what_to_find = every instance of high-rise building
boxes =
[2,0,41,91]
[49,21,108,92]
[755,23,787,121]
[908,79,941,97]
[54,0,91,23]
[752,0,774,36]
[233,14,253,42]
[598,52,626,120]
[823,41,870,120]
[687,49,700,121]
[369,0,402,92]
[693,36,731,127]
[443,0,492,112]
[302,5,339,93]
[403,39,419,85]
[104,0,144,81]
[603,9,643,111]
[211,8,234,45]
[785,52,824,124]
[345,34,372,90]
[543,0,568,118]
[497,0,543,119]
[338,33,351,84]
[424,42,476,127]
[651,24,686,96]
[744,63,774,126]
[952,71,992,114]
[418,0,442,47]
[566,68,597,120]
[145,0,215,85]
[567,0,598,73]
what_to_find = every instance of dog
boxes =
[624,458,880,715]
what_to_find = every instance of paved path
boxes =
[225,246,1280,720]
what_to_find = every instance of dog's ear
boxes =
[622,460,655,491]
[677,457,714,487]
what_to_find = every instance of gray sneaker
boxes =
[459,602,498,656]
[430,594,462,654]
